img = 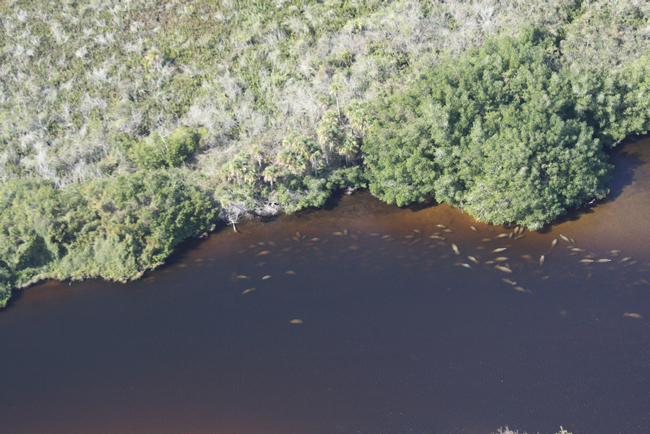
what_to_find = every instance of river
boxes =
[0,138,649,434]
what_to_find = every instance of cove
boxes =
[0,138,649,434]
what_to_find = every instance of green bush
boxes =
[363,28,612,229]
[0,171,217,302]
[131,127,202,169]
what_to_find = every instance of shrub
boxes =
[363,28,611,229]
[131,127,202,169]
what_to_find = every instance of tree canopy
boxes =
[363,29,613,229]
[0,171,216,307]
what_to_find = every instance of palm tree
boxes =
[338,134,359,166]
[222,152,250,186]
[250,145,266,168]
[329,82,342,117]
[345,101,369,140]
[280,133,323,176]
[262,165,283,189]
[316,110,343,166]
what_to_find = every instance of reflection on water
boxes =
[0,139,650,434]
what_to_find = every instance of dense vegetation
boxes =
[1,0,650,305]
[363,28,614,229]
[0,171,216,303]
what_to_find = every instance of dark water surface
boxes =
[1,140,650,434]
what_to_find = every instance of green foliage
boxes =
[0,179,94,286]
[220,151,260,187]
[275,175,331,213]
[317,109,362,167]
[56,170,217,280]
[568,50,650,145]
[0,263,12,308]
[326,166,367,191]
[271,165,367,213]
[0,171,217,302]
[130,127,203,169]
[362,88,439,206]
[363,29,612,229]
[277,133,324,177]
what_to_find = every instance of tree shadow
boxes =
[3,286,26,310]
[602,142,643,203]
[322,189,345,211]
[258,214,280,223]
[404,196,439,212]
[160,220,231,266]
[538,202,598,233]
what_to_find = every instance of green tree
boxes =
[0,171,217,305]
[363,28,611,228]
[362,88,439,206]
[277,133,323,176]
[131,126,202,169]
[221,152,259,187]
[262,165,284,190]
[317,110,345,166]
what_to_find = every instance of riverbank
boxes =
[2,134,650,310]
[2,165,648,433]
[3,1,650,308]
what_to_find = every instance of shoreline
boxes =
[8,135,650,306]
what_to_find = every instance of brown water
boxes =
[1,139,650,434]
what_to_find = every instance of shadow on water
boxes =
[3,285,26,310]
[404,196,438,213]
[538,203,597,233]
[321,188,346,211]
[602,148,643,204]
[257,214,280,224]
[155,234,208,268]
